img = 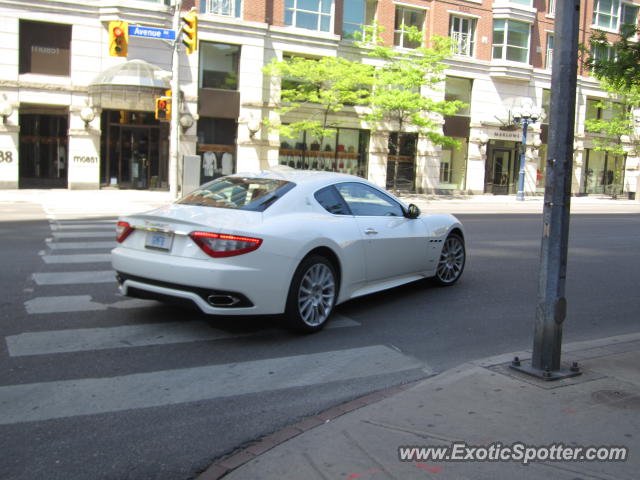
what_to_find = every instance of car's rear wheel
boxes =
[434,233,465,286]
[285,255,337,333]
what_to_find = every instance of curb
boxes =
[195,380,422,480]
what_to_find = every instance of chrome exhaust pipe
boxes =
[207,294,240,307]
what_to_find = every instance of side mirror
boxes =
[406,203,421,219]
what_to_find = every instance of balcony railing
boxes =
[451,31,473,57]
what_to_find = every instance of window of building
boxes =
[445,77,472,116]
[285,0,333,33]
[197,118,237,182]
[342,0,377,40]
[548,0,555,15]
[593,0,620,29]
[439,139,468,191]
[199,42,240,90]
[583,150,625,195]
[542,89,551,120]
[546,34,554,69]
[586,98,622,121]
[591,43,616,64]
[203,0,242,17]
[592,0,639,31]
[394,6,425,49]
[492,19,530,63]
[449,16,476,57]
[19,20,71,76]
[510,0,532,6]
[279,128,369,177]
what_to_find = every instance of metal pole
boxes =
[169,0,182,200]
[511,0,582,380]
[516,120,528,201]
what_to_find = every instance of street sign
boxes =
[128,25,176,41]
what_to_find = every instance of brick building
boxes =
[0,0,638,197]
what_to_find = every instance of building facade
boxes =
[0,0,638,198]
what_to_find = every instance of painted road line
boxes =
[5,315,359,356]
[0,345,422,425]
[41,254,112,264]
[24,296,155,315]
[52,232,114,239]
[51,224,114,230]
[53,219,115,224]
[32,271,115,286]
[46,241,116,250]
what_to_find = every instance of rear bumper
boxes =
[111,246,292,315]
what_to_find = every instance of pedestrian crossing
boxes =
[2,200,429,432]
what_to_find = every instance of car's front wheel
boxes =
[285,255,337,333]
[434,233,466,286]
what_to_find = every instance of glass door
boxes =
[486,148,516,195]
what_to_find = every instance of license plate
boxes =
[145,231,174,251]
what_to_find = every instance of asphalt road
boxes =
[1,202,638,480]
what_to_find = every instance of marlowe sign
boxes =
[128,25,176,41]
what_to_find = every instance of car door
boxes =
[334,182,430,283]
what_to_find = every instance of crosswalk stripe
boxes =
[51,232,114,238]
[6,315,360,356]
[24,295,153,314]
[41,254,112,264]
[51,224,114,230]
[0,345,423,425]
[46,241,116,250]
[32,271,115,286]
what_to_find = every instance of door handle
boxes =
[365,228,378,235]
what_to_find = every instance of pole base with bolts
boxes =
[509,357,582,381]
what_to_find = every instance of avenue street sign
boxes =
[128,25,176,41]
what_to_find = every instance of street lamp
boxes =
[512,100,542,201]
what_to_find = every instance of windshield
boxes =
[178,176,295,212]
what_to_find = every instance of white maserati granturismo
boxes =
[111,169,466,332]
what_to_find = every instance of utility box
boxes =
[182,155,202,196]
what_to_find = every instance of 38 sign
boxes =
[0,151,15,163]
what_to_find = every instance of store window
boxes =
[394,6,425,49]
[278,128,369,177]
[492,19,530,63]
[387,132,417,191]
[19,20,71,76]
[285,0,334,32]
[342,0,377,40]
[583,150,625,195]
[200,42,240,90]
[439,140,468,191]
[197,118,237,183]
[449,16,476,57]
[203,0,242,17]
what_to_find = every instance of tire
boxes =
[284,255,337,333]
[434,233,466,286]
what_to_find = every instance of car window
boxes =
[178,176,295,212]
[314,186,352,215]
[335,182,404,217]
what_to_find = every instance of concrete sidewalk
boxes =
[201,333,640,480]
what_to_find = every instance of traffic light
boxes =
[181,10,198,55]
[109,21,128,57]
[155,97,171,121]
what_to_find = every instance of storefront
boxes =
[278,128,369,178]
[582,149,626,195]
[386,132,416,192]
[18,106,69,189]
[100,110,169,189]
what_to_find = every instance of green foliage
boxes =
[262,23,465,150]
[359,24,466,149]
[587,26,640,90]
[584,79,640,157]
[263,55,373,140]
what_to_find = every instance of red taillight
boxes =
[116,221,134,243]
[190,231,263,258]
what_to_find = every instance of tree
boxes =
[262,55,373,145]
[360,25,466,190]
[587,25,640,90]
